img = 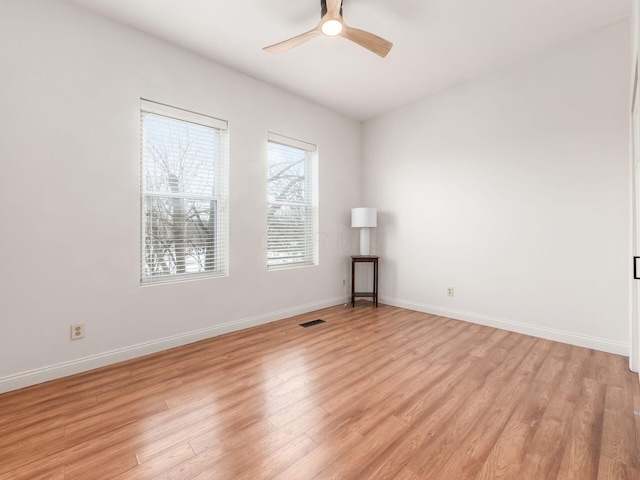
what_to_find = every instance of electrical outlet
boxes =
[342,278,347,286]
[71,323,85,340]
[447,287,454,297]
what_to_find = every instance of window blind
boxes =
[267,132,318,270]
[140,99,229,285]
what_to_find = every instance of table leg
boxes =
[351,259,355,307]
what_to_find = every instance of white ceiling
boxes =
[63,0,631,121]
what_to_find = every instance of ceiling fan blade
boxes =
[326,0,342,17]
[263,28,321,54]
[341,26,393,58]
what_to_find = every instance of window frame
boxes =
[266,132,319,271]
[140,99,229,285]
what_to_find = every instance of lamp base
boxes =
[359,228,370,256]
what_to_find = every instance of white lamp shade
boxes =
[351,208,377,228]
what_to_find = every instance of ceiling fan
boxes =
[263,0,393,58]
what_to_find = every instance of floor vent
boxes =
[299,319,326,328]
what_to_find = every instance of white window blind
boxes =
[140,99,229,285]
[267,132,318,270]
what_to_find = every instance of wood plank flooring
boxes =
[1,303,639,479]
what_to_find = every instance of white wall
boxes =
[631,0,640,374]
[0,1,631,394]
[363,21,632,354]
[0,0,361,392]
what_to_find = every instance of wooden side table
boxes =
[351,255,379,307]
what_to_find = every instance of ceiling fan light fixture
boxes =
[321,19,343,36]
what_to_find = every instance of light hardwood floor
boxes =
[1,303,639,479]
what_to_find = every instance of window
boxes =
[140,100,228,285]
[267,132,318,270]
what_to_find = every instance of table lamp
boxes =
[352,207,377,256]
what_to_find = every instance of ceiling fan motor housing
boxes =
[320,0,342,18]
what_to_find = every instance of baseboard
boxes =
[0,297,344,394]
[380,296,630,357]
